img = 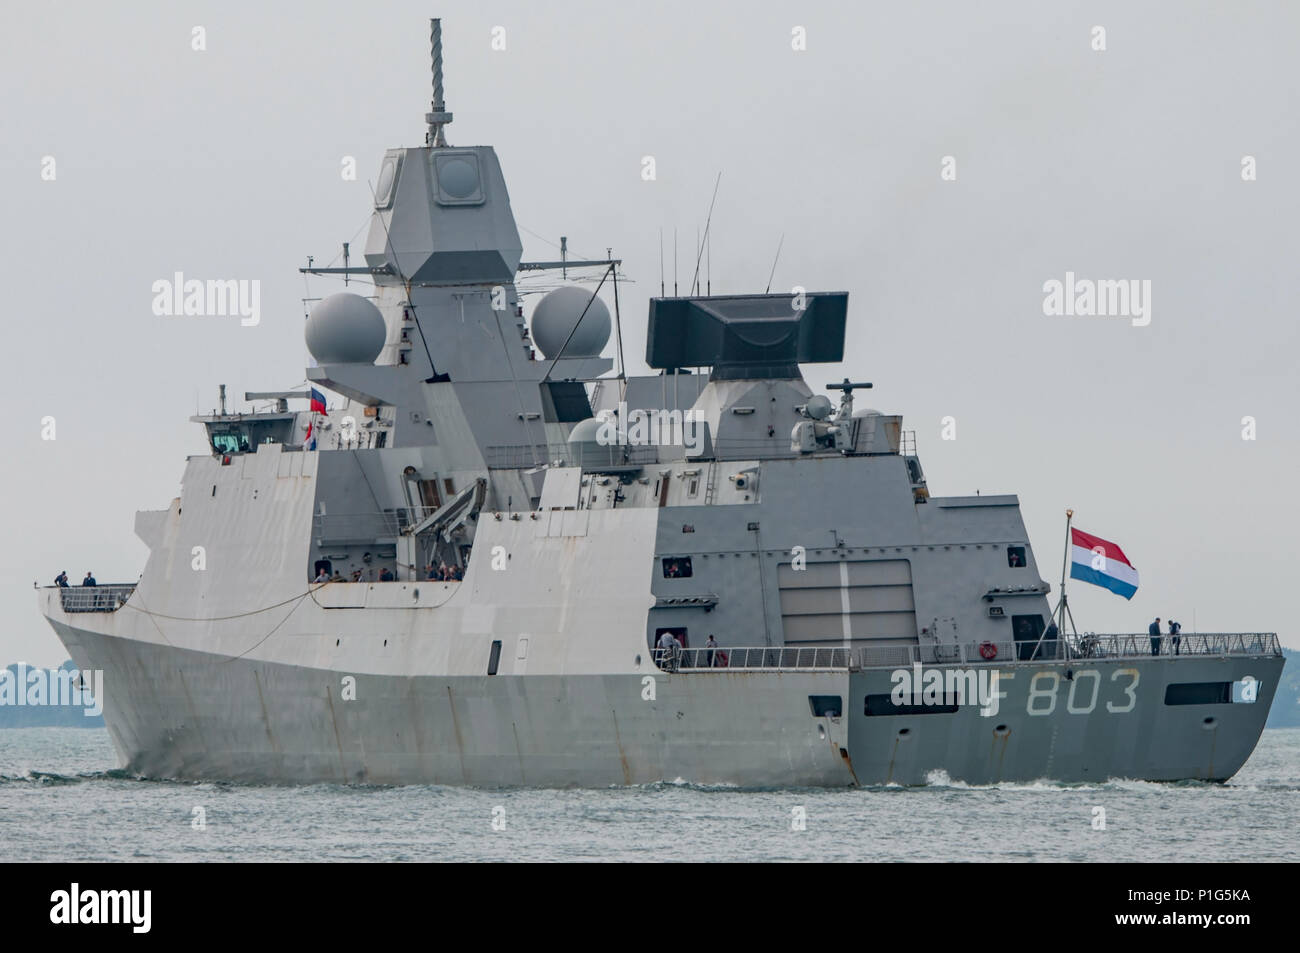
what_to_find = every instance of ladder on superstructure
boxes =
[703,461,718,505]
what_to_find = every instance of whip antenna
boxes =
[764,233,784,294]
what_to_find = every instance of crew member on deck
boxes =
[1149,617,1162,656]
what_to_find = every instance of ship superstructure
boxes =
[39,22,1283,786]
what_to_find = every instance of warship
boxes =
[39,22,1284,787]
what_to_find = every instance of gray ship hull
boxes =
[53,619,1280,787]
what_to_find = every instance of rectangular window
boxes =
[419,479,442,510]
[808,695,843,718]
[1164,682,1232,705]
[487,640,502,676]
[864,694,959,716]
[662,556,693,579]
[1007,546,1026,568]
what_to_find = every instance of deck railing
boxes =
[654,633,1281,674]
[484,443,659,470]
[655,646,854,673]
[55,584,136,613]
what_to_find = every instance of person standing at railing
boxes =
[82,571,96,587]
[705,634,717,668]
[1169,620,1182,656]
[54,571,68,588]
[656,630,680,672]
[1148,617,1162,656]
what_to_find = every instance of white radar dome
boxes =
[567,417,605,444]
[805,395,834,420]
[305,293,387,365]
[531,286,611,359]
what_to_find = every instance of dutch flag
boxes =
[305,387,327,451]
[1069,527,1139,600]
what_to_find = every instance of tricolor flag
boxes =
[305,387,326,451]
[1069,527,1139,600]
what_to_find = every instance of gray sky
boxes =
[3,1,1297,665]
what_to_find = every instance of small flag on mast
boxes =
[305,388,326,451]
[1069,527,1139,600]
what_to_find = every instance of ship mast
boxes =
[425,18,453,147]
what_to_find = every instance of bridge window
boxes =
[205,417,294,455]
[662,556,693,578]
[212,432,250,454]
[1007,546,1026,568]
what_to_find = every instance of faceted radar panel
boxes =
[645,293,848,375]
[304,292,387,365]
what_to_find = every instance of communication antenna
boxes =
[694,228,700,295]
[426,18,453,147]
[764,233,785,294]
[673,228,678,296]
[690,172,721,295]
[659,227,665,296]
[707,226,711,296]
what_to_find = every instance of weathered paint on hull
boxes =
[51,620,1281,787]
[846,657,1282,785]
[52,621,855,787]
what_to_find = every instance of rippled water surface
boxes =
[1,727,1296,861]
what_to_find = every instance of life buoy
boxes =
[979,641,998,660]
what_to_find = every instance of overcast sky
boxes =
[2,1,1297,665]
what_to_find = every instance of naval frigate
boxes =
[40,22,1284,787]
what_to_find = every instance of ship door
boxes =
[1011,614,1046,661]
[654,627,688,648]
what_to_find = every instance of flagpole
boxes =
[1058,508,1072,634]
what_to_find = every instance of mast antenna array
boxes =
[426,18,454,147]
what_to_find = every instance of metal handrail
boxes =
[484,443,660,470]
[655,633,1282,674]
[655,645,855,673]
[54,584,136,613]
[1064,632,1281,660]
